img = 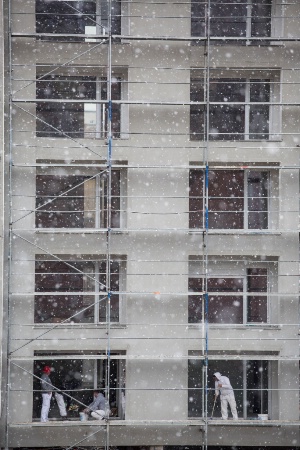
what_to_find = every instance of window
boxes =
[189,269,267,324]
[188,356,269,419]
[191,0,272,41]
[33,352,125,420]
[36,75,121,138]
[36,0,121,40]
[188,258,275,324]
[190,76,274,140]
[35,257,125,323]
[189,169,269,229]
[36,170,123,229]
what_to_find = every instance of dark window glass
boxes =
[208,170,244,229]
[36,171,120,228]
[191,0,271,41]
[188,357,203,417]
[36,0,121,41]
[249,80,270,139]
[191,2,206,38]
[247,171,268,229]
[247,268,268,322]
[35,259,120,323]
[209,79,246,140]
[189,170,244,229]
[251,1,272,38]
[36,76,121,138]
[209,1,247,38]
[33,354,123,419]
[246,360,268,416]
[188,277,202,323]
[190,78,205,140]
[188,277,243,324]
[189,169,204,228]
[207,277,243,324]
[36,76,96,138]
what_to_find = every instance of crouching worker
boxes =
[83,390,109,420]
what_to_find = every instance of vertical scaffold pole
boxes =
[203,1,211,449]
[106,0,113,448]
[5,0,13,448]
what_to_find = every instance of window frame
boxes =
[191,0,273,42]
[189,169,271,230]
[188,257,278,325]
[190,69,281,141]
[33,351,126,420]
[34,255,126,324]
[188,354,270,419]
[36,73,123,139]
[35,0,122,41]
[35,164,126,230]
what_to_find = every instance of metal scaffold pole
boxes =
[106,0,113,448]
[202,1,211,449]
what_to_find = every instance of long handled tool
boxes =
[210,395,217,419]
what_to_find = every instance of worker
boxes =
[213,371,238,420]
[40,365,68,422]
[83,390,109,420]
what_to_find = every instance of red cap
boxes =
[43,366,52,373]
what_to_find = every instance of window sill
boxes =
[188,323,282,330]
[35,228,127,234]
[189,229,281,235]
[189,139,283,143]
[33,323,127,329]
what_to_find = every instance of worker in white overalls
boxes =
[213,371,238,420]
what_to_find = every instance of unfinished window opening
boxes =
[191,0,272,42]
[32,352,125,420]
[36,170,122,229]
[36,0,121,40]
[188,356,269,419]
[34,257,125,323]
[36,75,121,138]
[189,169,269,229]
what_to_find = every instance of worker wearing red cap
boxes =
[40,366,68,422]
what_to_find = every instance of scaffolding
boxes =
[1,1,300,450]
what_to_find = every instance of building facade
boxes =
[0,0,300,449]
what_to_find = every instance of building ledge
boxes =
[189,324,282,330]
[189,229,282,235]
[33,323,127,329]
[8,419,300,427]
